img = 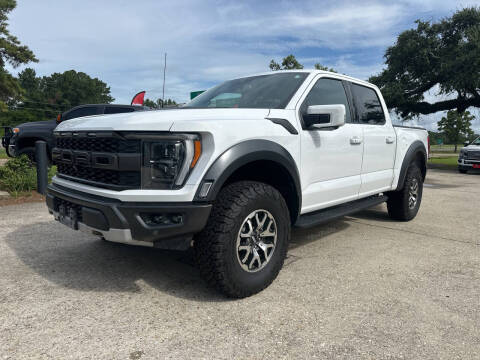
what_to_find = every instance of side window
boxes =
[300,78,352,123]
[63,106,99,120]
[104,106,136,115]
[351,84,385,125]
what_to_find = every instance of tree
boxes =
[369,7,480,118]
[269,54,336,73]
[0,0,37,109]
[40,70,114,109]
[1,69,114,128]
[144,97,177,109]
[314,63,337,73]
[437,110,475,152]
[269,54,303,70]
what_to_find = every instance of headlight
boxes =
[142,134,201,189]
[459,149,466,158]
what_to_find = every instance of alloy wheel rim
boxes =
[236,209,277,273]
[408,178,419,209]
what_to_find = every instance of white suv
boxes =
[46,70,428,297]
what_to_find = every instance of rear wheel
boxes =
[194,181,290,298]
[387,163,423,221]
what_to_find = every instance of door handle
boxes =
[386,136,395,144]
[350,136,362,145]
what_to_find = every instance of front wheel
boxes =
[387,163,423,221]
[458,167,468,174]
[194,181,290,298]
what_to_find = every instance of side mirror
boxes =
[464,141,470,147]
[303,104,346,129]
[56,114,62,123]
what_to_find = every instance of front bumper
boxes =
[46,183,212,249]
[458,158,480,168]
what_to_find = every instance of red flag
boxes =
[131,91,146,106]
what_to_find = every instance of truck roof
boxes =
[232,69,376,89]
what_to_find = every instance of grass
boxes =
[0,147,8,159]
[428,155,458,169]
[430,144,463,153]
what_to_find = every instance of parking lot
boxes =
[0,168,479,359]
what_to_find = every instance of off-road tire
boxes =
[387,163,423,221]
[194,181,290,298]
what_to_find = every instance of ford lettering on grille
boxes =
[53,132,141,190]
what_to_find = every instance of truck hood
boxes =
[55,108,270,132]
[18,119,57,130]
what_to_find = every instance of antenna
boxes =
[162,53,167,108]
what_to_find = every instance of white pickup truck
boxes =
[46,70,428,298]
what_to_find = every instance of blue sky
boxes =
[8,0,480,131]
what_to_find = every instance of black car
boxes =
[2,104,148,161]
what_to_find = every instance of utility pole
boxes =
[162,53,167,108]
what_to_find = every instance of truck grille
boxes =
[57,163,141,188]
[56,136,140,153]
[54,132,141,190]
[465,151,480,160]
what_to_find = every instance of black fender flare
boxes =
[396,140,427,191]
[194,139,302,215]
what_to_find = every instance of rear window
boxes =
[351,84,385,125]
[104,106,136,115]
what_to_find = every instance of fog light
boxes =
[140,213,183,226]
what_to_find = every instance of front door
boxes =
[298,77,364,213]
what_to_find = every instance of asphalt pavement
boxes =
[1,168,479,359]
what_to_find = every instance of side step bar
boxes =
[295,195,388,229]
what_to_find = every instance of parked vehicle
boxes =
[45,70,428,297]
[458,136,480,173]
[2,103,148,162]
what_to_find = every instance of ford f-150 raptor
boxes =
[46,70,428,298]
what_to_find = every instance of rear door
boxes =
[350,83,396,196]
[298,76,364,213]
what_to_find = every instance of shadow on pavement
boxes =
[6,219,351,300]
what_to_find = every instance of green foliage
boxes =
[0,0,37,109]
[0,146,7,159]
[0,155,36,195]
[2,68,114,127]
[437,110,475,152]
[270,54,336,73]
[370,7,480,118]
[314,63,337,72]
[428,156,459,169]
[144,97,177,109]
[269,54,304,70]
[0,155,57,196]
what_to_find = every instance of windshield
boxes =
[184,72,309,109]
[471,137,480,145]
